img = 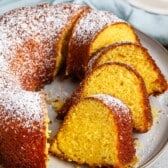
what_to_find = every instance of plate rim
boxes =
[126,0,168,15]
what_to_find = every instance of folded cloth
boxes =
[0,0,168,47]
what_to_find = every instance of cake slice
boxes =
[88,42,167,95]
[59,62,152,132]
[51,94,137,167]
[66,9,140,79]
[0,72,49,168]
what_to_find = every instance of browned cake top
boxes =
[0,72,45,130]
[0,71,48,167]
[72,9,123,45]
[0,3,85,90]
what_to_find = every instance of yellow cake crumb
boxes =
[151,108,159,119]
[52,100,65,112]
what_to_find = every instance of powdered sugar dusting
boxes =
[91,94,130,114]
[87,41,134,74]
[87,51,101,73]
[0,3,84,90]
[0,2,87,136]
[0,72,45,131]
[73,9,123,45]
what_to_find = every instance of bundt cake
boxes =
[87,42,167,95]
[0,3,88,91]
[65,9,140,79]
[50,94,137,167]
[0,71,49,168]
[0,2,166,168]
[59,62,152,132]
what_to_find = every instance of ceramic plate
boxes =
[126,0,168,15]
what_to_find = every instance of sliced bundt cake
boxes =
[88,42,167,95]
[50,94,137,167]
[59,62,152,132]
[66,9,140,79]
[0,72,49,168]
[0,3,88,91]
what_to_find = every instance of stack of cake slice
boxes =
[51,4,167,168]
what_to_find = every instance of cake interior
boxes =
[80,63,152,132]
[90,23,139,55]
